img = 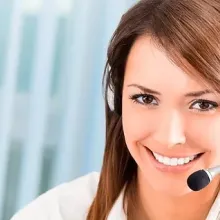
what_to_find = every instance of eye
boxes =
[190,99,219,112]
[129,93,158,106]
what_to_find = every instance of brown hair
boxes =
[86,0,220,219]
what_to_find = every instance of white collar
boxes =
[107,189,126,220]
[206,189,220,220]
[107,187,220,220]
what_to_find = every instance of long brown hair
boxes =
[86,0,220,219]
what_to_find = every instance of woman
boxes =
[12,0,220,219]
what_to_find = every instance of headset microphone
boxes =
[187,166,220,191]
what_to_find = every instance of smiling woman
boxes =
[122,36,220,199]
[11,0,220,220]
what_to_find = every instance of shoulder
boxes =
[11,172,100,220]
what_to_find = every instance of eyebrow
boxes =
[127,84,214,97]
[127,84,161,95]
[184,90,213,97]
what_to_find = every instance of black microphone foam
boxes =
[187,170,210,191]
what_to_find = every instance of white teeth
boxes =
[170,158,178,166]
[152,152,197,166]
[177,158,184,165]
[184,157,190,163]
[189,155,194,160]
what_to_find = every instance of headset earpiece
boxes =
[107,86,115,111]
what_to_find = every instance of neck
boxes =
[136,171,220,220]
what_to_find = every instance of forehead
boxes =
[124,36,206,93]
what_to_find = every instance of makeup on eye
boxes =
[129,93,159,106]
[129,93,220,112]
[189,99,219,112]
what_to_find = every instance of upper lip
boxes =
[145,146,204,158]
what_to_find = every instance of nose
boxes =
[152,110,186,148]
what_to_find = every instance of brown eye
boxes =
[142,95,155,104]
[190,99,218,112]
[198,101,210,109]
[130,94,158,106]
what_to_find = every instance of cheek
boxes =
[122,104,158,158]
[190,118,220,149]
[204,122,220,164]
[188,117,220,165]
[122,109,154,141]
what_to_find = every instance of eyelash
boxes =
[129,93,219,112]
[129,93,158,108]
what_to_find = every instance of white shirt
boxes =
[11,172,220,220]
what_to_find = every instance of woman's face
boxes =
[122,36,220,195]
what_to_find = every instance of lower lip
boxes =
[144,147,204,173]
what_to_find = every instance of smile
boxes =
[152,152,204,166]
[144,146,205,173]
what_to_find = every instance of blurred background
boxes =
[0,0,136,219]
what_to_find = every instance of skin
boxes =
[122,35,220,220]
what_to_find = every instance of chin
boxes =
[149,176,192,197]
[153,181,192,197]
[137,166,194,197]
